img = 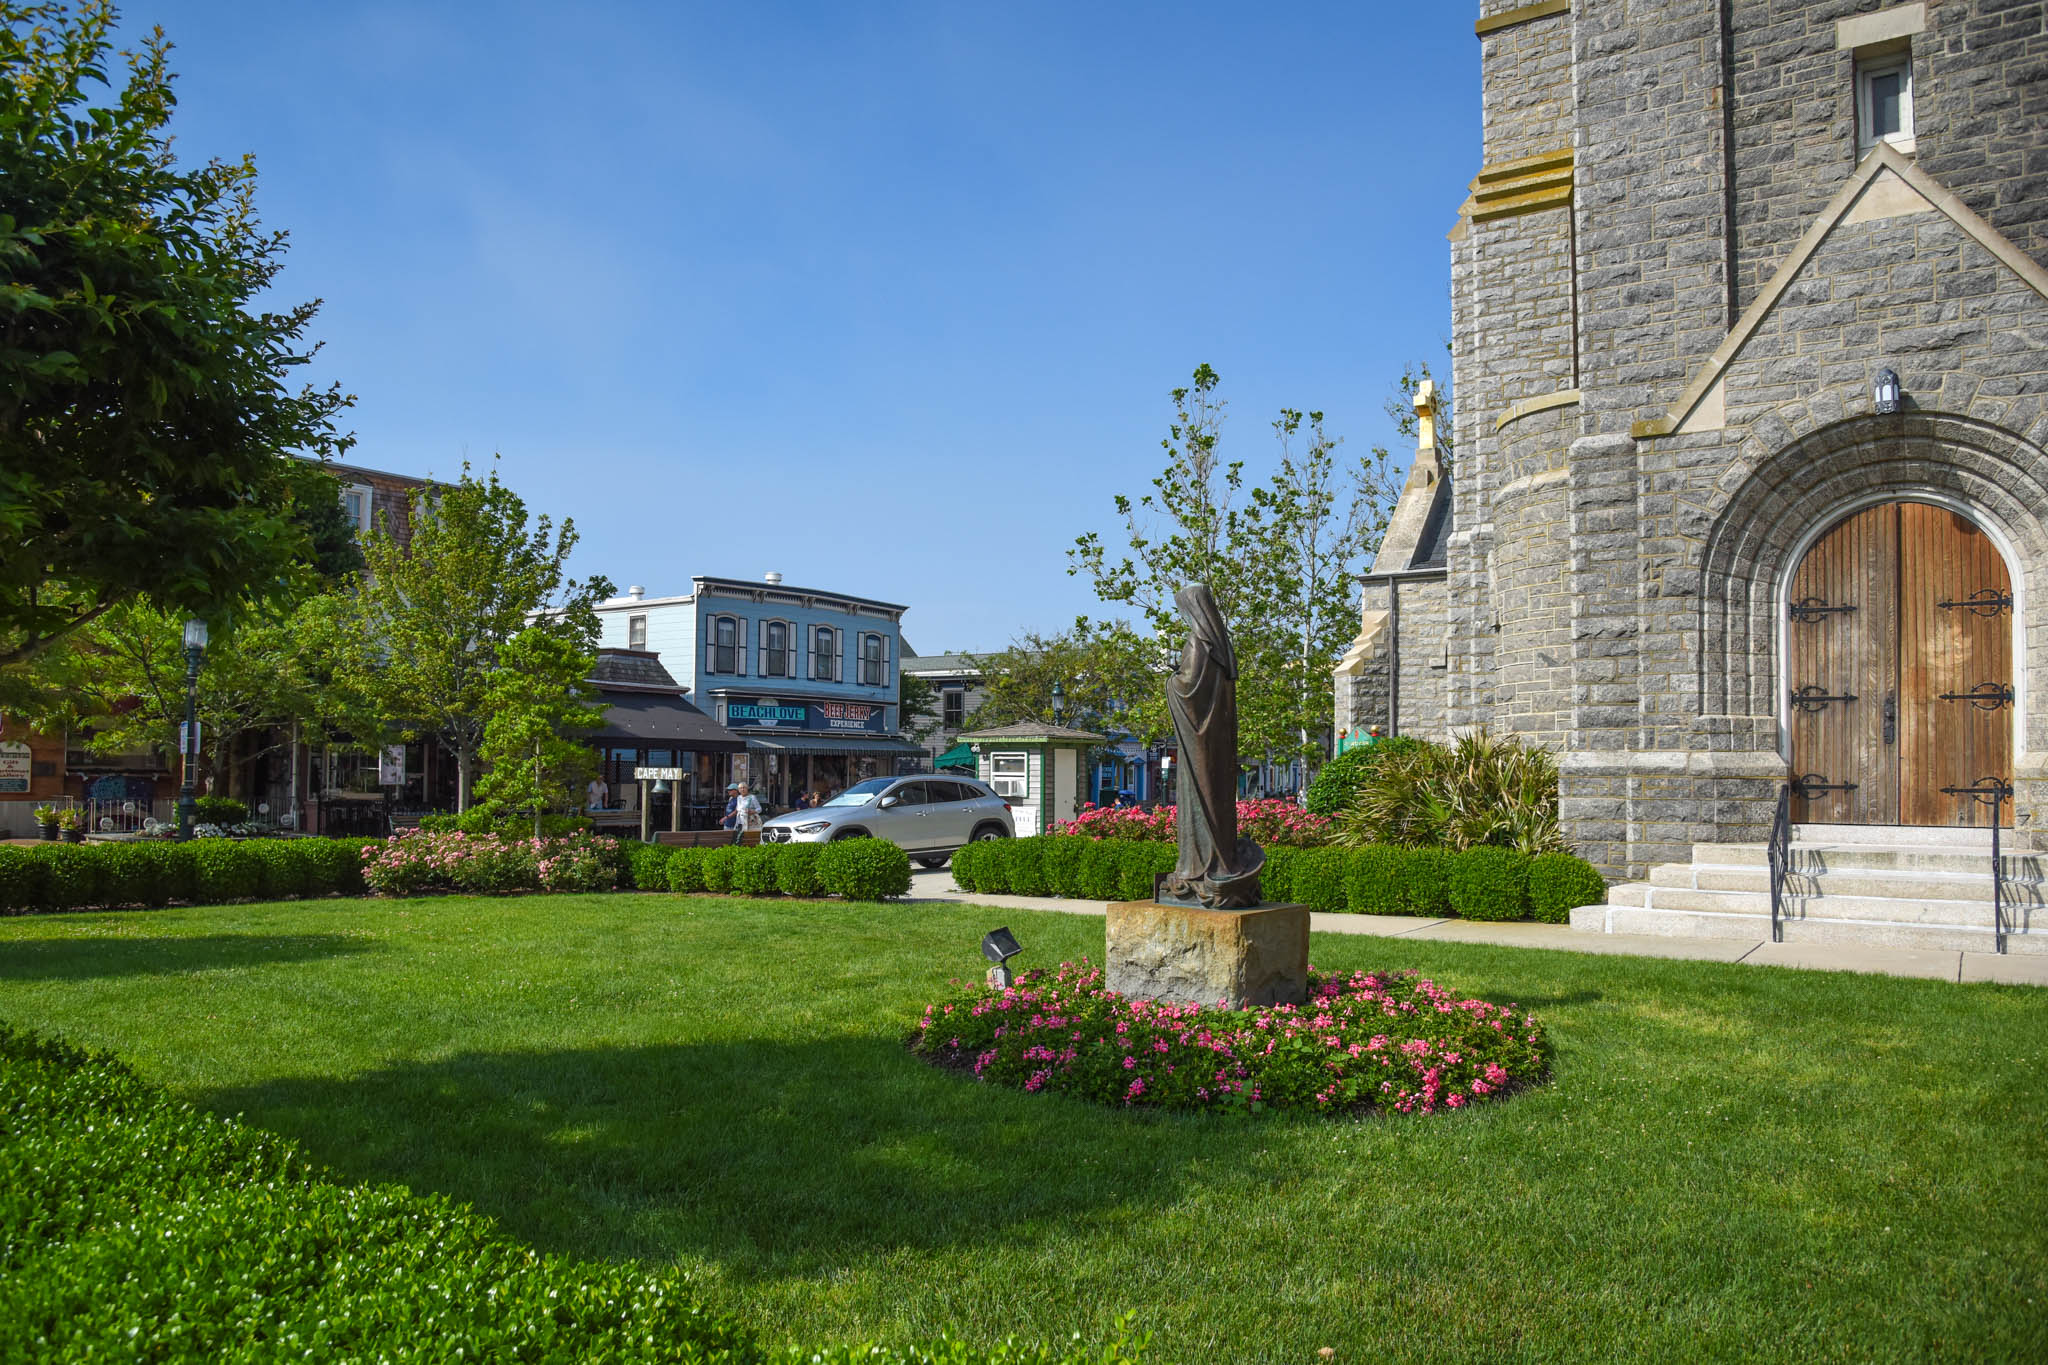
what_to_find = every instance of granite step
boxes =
[1649,862,2046,904]
[1695,842,2046,880]
[1574,900,2048,955]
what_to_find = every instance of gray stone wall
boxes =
[1407,2,2048,876]
[1334,575,1452,744]
[1572,3,1734,425]
[1478,1,1576,163]
[1729,0,2048,313]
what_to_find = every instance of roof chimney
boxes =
[627,585,645,600]
[764,571,783,585]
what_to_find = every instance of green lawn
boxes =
[2,894,2043,1363]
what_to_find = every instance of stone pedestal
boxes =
[1105,900,1309,1009]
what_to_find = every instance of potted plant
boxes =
[56,807,84,843]
[32,805,59,841]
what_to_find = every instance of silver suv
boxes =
[760,775,1014,867]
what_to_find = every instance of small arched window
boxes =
[763,621,790,677]
[859,632,886,687]
[812,626,838,681]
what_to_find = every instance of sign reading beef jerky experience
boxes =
[723,697,890,734]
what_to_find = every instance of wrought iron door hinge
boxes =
[1789,684,1858,713]
[1789,596,1857,624]
[1936,588,2013,616]
[1940,777,2014,807]
[1937,682,2015,710]
[1883,691,1897,745]
[1791,773,1859,802]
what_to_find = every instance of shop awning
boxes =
[933,742,978,771]
[744,734,928,757]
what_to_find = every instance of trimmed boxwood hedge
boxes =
[732,845,782,896]
[1530,851,1610,923]
[665,846,707,893]
[774,844,825,898]
[816,837,913,902]
[943,834,1605,924]
[0,1023,1147,1365]
[1449,846,1532,922]
[0,834,958,915]
[0,838,381,915]
[627,840,675,891]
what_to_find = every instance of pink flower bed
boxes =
[1057,798,1334,848]
[361,829,617,896]
[911,962,1548,1116]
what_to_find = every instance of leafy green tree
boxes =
[0,0,353,677]
[898,669,940,739]
[343,464,611,811]
[968,619,1170,746]
[51,594,372,796]
[474,628,606,837]
[1069,365,1403,771]
[1236,406,1400,770]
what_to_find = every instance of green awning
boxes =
[933,742,978,771]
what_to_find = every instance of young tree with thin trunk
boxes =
[474,627,605,837]
[344,465,611,812]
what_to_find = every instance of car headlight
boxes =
[793,821,831,834]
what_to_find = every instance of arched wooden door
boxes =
[1787,501,2014,826]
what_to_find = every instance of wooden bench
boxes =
[651,830,760,848]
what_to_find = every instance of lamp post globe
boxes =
[175,619,209,842]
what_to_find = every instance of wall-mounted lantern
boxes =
[1873,367,1902,415]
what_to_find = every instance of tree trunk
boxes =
[455,745,473,813]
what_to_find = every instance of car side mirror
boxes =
[878,795,899,809]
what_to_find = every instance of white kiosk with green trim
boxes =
[957,721,1106,837]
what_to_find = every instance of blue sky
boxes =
[123,3,1478,653]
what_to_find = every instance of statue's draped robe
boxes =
[1160,584,1265,909]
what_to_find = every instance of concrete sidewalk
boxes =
[904,870,2048,987]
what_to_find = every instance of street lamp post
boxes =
[1051,679,1066,724]
[176,619,208,841]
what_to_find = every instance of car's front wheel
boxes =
[970,823,1009,842]
[830,828,870,841]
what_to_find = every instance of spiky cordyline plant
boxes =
[1333,730,1566,854]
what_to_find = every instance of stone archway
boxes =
[1696,412,2048,840]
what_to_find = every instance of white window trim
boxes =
[342,483,374,535]
[1856,49,1915,156]
[812,625,840,682]
[859,632,887,688]
[760,619,794,679]
[627,614,647,652]
[709,614,742,676]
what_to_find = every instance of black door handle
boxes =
[1883,693,1896,745]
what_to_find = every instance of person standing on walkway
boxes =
[731,782,761,844]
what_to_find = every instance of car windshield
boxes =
[822,778,894,807]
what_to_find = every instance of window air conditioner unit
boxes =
[991,776,1026,799]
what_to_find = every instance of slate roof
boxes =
[585,649,744,751]
[589,649,685,693]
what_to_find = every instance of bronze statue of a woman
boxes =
[1158,583,1265,909]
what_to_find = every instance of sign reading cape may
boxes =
[724,697,889,734]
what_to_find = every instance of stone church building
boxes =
[1336,1,2047,949]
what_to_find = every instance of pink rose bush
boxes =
[911,962,1547,1116]
[1057,798,1334,848]
[360,830,618,897]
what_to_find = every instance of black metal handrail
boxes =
[1992,808,2006,955]
[1767,782,1791,945]
[1941,778,2015,955]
